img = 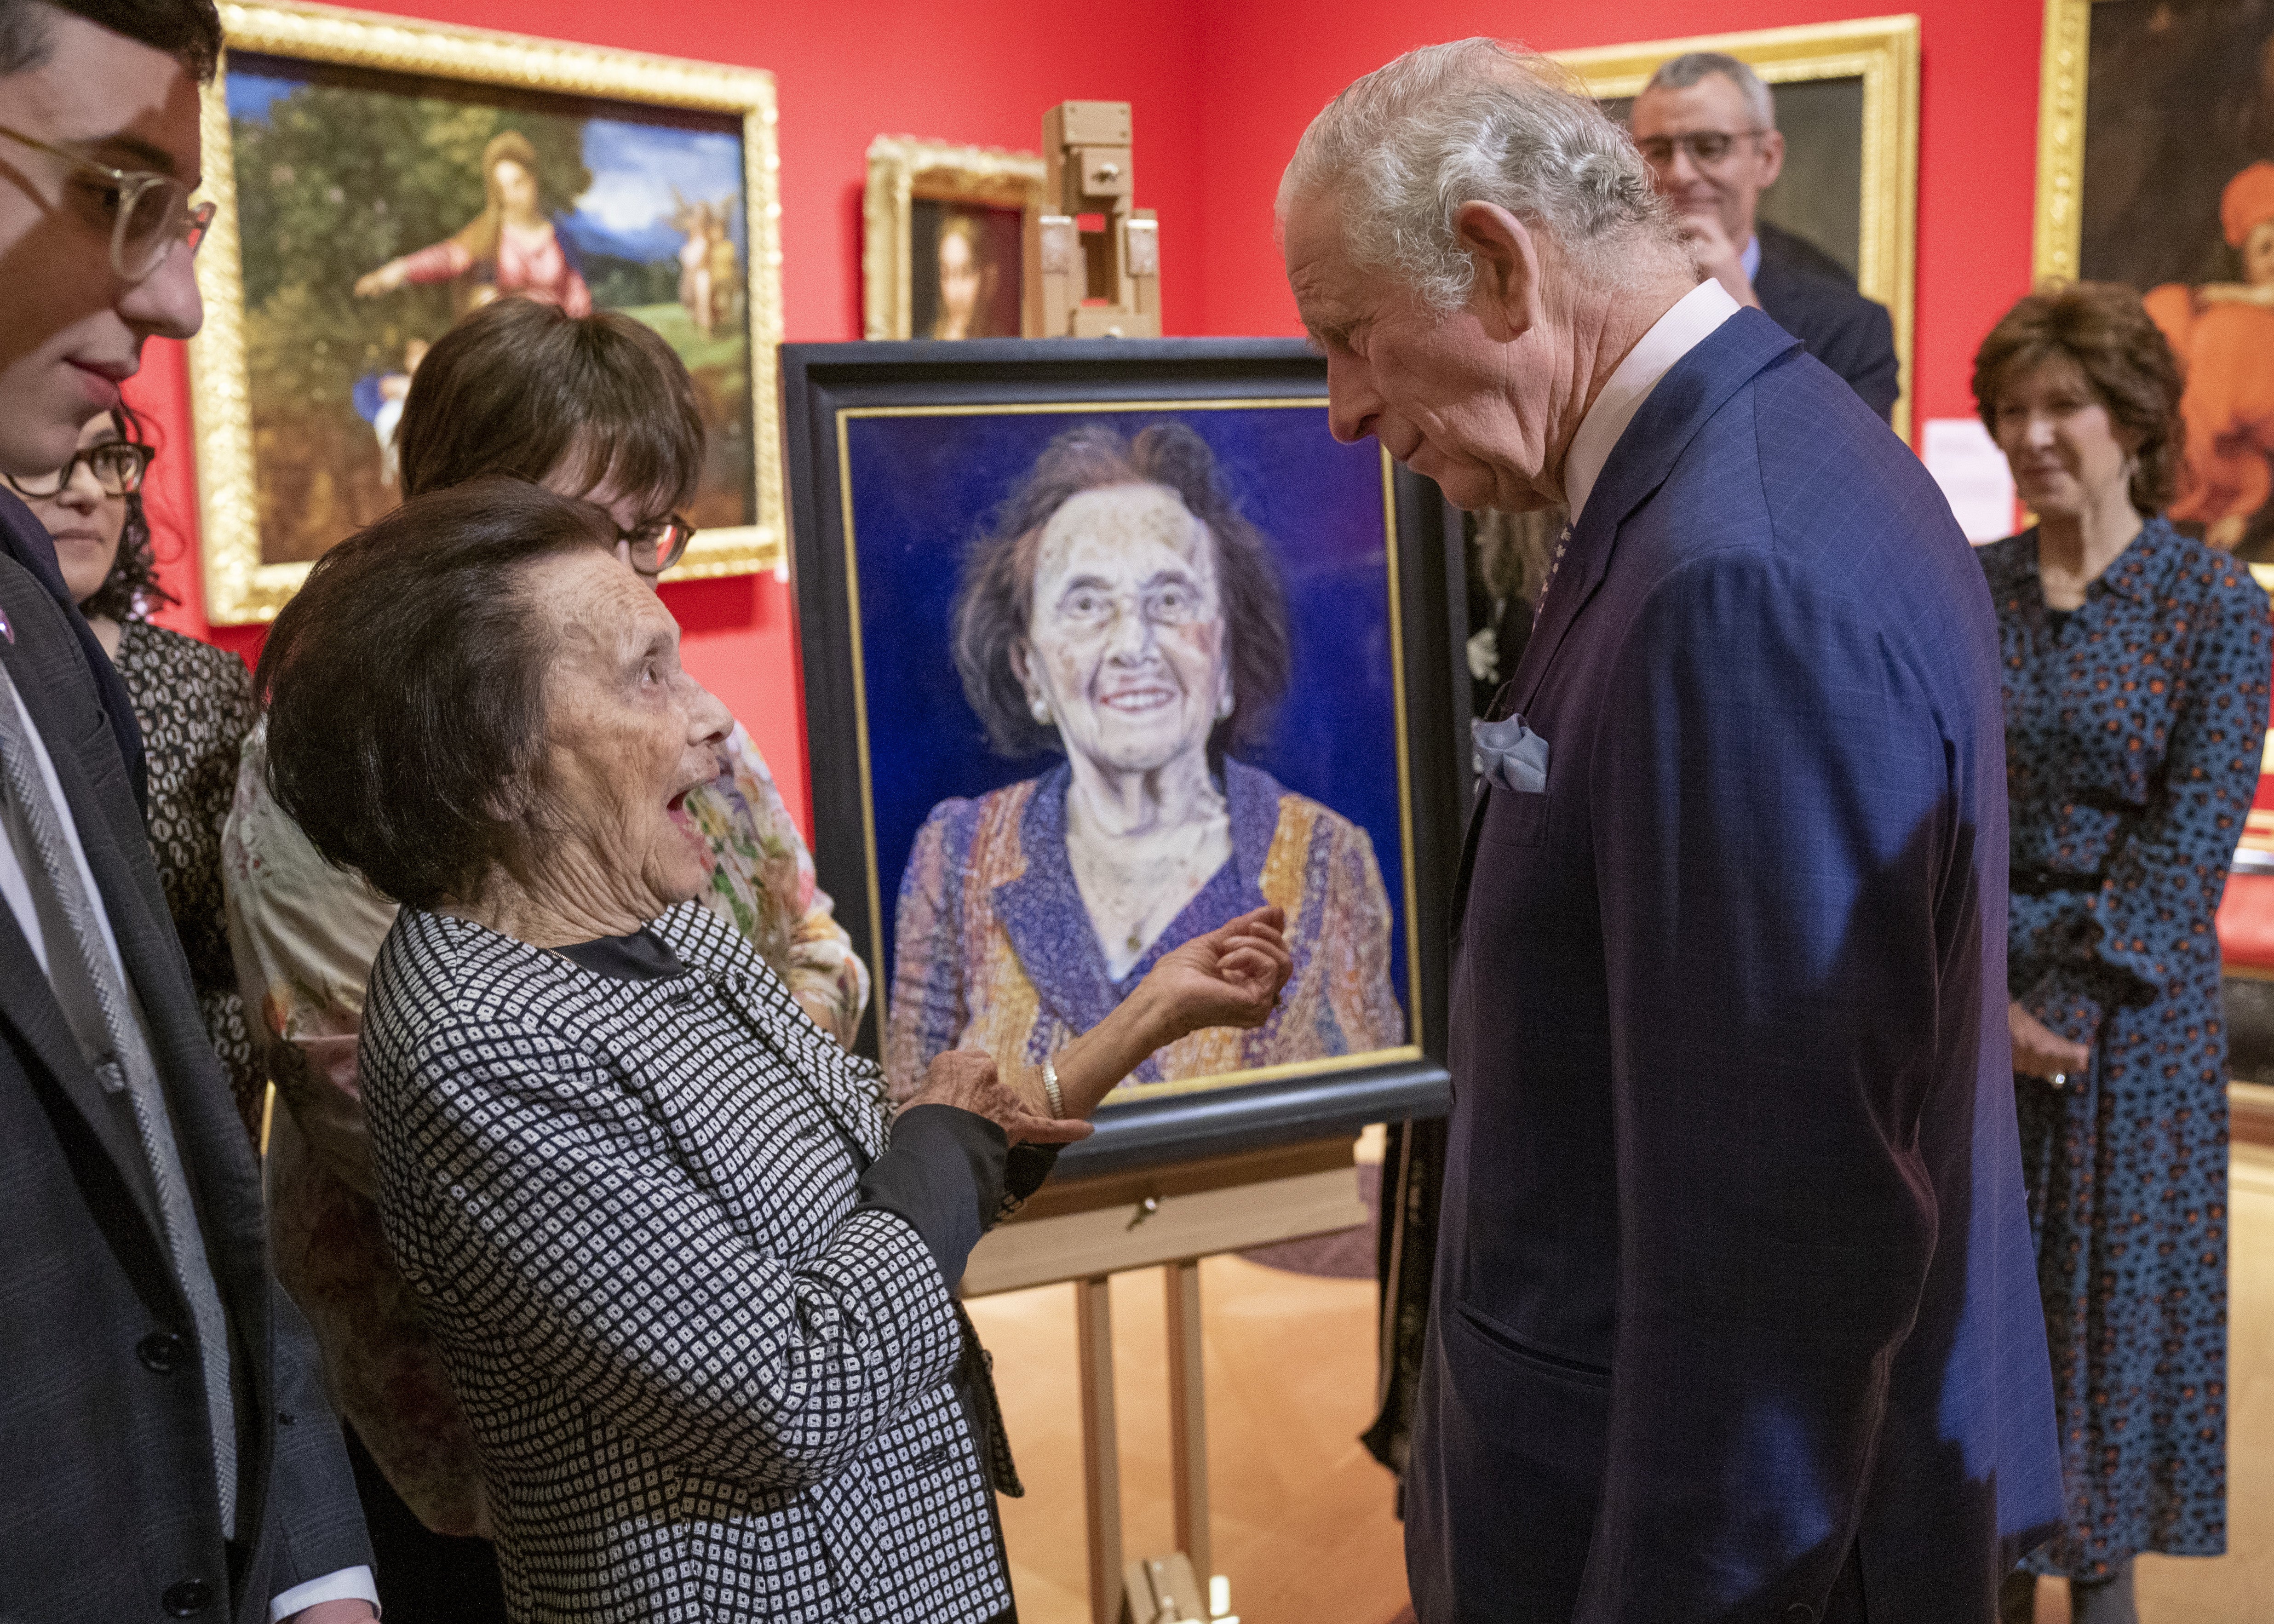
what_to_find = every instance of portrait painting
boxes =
[908,199,1023,340]
[1555,16,1919,433]
[188,2,784,622]
[862,136,1044,341]
[2039,0,2274,557]
[785,341,1464,1168]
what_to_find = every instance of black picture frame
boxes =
[782,338,1463,1174]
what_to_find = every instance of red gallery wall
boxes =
[126,0,2047,835]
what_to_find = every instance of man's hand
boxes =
[1678,213,1761,310]
[2009,1000,2089,1083]
[287,1604,378,1624]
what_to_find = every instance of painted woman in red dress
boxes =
[352,130,592,318]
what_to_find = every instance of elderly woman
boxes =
[256,476,1288,1619]
[223,297,864,1609]
[889,421,1401,1098]
[1973,282,2272,1623]
[7,407,263,1135]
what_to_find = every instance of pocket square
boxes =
[1473,712,1550,794]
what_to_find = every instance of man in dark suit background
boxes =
[1282,38,2060,1623]
[0,2,374,1618]
[1631,51,1902,424]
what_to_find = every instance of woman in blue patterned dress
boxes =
[1973,282,2272,1623]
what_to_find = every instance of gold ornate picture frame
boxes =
[189,0,785,624]
[861,136,1044,341]
[1554,15,1922,438]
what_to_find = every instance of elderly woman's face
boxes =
[526,546,731,918]
[1018,483,1228,778]
[1989,355,2141,522]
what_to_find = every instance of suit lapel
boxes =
[1513,309,1803,717]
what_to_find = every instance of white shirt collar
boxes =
[1560,279,1742,525]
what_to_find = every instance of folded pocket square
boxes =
[1473,712,1550,794]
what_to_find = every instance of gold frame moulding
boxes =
[1553,14,1922,440]
[189,0,786,624]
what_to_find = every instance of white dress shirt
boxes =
[1562,278,1743,526]
[0,680,378,1620]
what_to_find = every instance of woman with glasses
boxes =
[8,408,264,1136]
[220,296,866,1622]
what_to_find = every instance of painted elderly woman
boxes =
[256,476,1290,1619]
[888,422,1404,1100]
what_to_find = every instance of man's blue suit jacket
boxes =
[1407,310,2062,1624]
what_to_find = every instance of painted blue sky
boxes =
[226,72,745,267]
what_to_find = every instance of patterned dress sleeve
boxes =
[220,724,489,1536]
[884,805,967,1104]
[2037,565,2272,1027]
[1318,818,1407,1052]
[707,724,869,1049]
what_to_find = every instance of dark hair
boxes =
[1972,280,2187,517]
[79,404,173,624]
[397,297,706,514]
[951,422,1291,759]
[258,477,614,910]
[0,0,222,80]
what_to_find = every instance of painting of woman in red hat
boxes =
[2145,160,2274,549]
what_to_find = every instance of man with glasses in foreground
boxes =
[0,2,376,1619]
[1631,51,1901,422]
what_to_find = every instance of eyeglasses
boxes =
[1634,129,1768,170]
[615,513,696,575]
[3,440,156,500]
[0,122,218,282]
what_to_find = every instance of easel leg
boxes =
[1077,1275,1122,1624]
[1166,1258,1209,1585]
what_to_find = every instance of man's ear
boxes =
[1452,201,1543,344]
[1755,128,1787,192]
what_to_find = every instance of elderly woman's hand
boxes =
[1139,905,1293,1040]
[903,1050,1094,1146]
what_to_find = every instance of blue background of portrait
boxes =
[842,404,1411,1023]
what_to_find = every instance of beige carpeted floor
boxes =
[971,1141,2274,1624]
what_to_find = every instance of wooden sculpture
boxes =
[1022,100,1161,338]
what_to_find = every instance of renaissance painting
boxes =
[188,3,784,622]
[785,341,1463,1164]
[2039,0,2274,557]
[861,136,1042,340]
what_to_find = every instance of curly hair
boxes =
[1971,281,2188,517]
[951,421,1291,761]
[80,405,174,624]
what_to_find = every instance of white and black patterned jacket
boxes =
[361,899,1015,1621]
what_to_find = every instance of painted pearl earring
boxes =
[1031,697,1052,723]
[1216,691,1235,719]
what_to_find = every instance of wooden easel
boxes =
[1022,100,1162,339]
[960,1136,1366,1624]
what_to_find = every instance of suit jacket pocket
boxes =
[1479,784,1550,849]
[1455,1303,1611,1388]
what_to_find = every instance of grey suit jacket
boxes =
[0,552,370,1623]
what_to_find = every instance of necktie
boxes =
[0,670,236,1531]
[1533,523,1574,631]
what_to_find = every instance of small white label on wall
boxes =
[1920,418,2018,545]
